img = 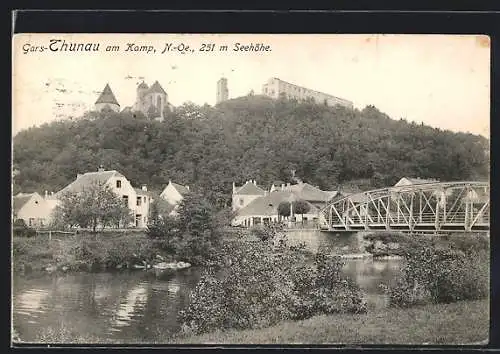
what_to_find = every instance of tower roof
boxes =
[148,81,167,95]
[95,84,120,106]
[138,81,149,89]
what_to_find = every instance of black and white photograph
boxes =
[11,33,490,345]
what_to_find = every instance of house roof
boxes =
[237,191,319,217]
[95,84,120,106]
[57,170,124,196]
[13,194,35,214]
[138,81,149,90]
[170,182,189,196]
[134,188,155,197]
[286,183,334,202]
[398,177,439,185]
[234,182,266,196]
[148,81,167,95]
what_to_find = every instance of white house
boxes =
[13,192,54,228]
[232,190,320,227]
[56,167,152,228]
[159,180,190,215]
[232,180,266,212]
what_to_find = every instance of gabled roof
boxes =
[13,193,36,214]
[57,170,124,196]
[397,177,439,186]
[148,81,167,95]
[237,191,319,217]
[95,84,120,106]
[171,182,189,196]
[234,182,266,196]
[286,183,333,202]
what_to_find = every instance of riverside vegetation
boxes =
[23,224,490,344]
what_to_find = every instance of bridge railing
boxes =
[323,181,489,231]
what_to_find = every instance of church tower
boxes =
[94,83,120,112]
[134,81,149,112]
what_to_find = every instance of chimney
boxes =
[141,184,147,192]
[281,183,285,191]
[232,182,236,194]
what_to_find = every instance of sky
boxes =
[12,33,490,137]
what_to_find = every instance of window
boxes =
[137,197,142,206]
[157,96,162,109]
[116,180,122,188]
[29,218,34,227]
[239,198,244,205]
[122,195,128,205]
[143,196,146,203]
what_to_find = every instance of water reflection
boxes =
[12,231,402,343]
[114,283,149,327]
[13,270,200,342]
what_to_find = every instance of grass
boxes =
[14,299,488,345]
[169,299,489,345]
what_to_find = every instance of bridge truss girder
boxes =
[322,182,489,232]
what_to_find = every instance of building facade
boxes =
[261,77,353,109]
[232,180,266,212]
[133,81,173,121]
[231,180,336,227]
[56,167,152,228]
[13,192,55,228]
[159,180,190,215]
[216,77,229,104]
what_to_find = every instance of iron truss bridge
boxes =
[320,181,489,232]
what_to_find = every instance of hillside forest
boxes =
[13,94,489,208]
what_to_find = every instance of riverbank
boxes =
[22,299,488,345]
[170,299,489,345]
[12,231,167,274]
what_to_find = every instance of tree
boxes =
[293,200,311,224]
[175,192,223,264]
[278,201,291,222]
[53,181,133,232]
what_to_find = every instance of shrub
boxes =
[13,219,36,238]
[179,237,366,335]
[386,244,489,307]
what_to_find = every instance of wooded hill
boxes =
[13,95,489,208]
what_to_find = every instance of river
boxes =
[12,230,403,343]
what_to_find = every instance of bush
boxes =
[179,237,366,335]
[13,219,36,238]
[386,244,489,307]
